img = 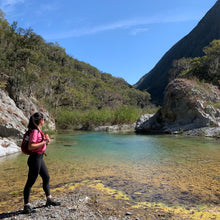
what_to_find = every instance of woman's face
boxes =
[39,118,45,127]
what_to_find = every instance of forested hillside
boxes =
[170,39,220,87]
[0,9,152,129]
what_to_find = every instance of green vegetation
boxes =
[0,9,153,128]
[170,39,220,89]
[56,105,157,129]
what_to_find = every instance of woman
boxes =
[23,112,60,214]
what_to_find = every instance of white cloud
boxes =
[130,27,149,36]
[44,13,201,40]
[0,0,24,7]
[34,3,59,16]
[0,0,25,13]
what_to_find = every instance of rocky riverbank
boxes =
[0,191,123,220]
[1,185,219,220]
[0,184,166,220]
[94,123,136,132]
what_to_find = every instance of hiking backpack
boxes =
[21,129,45,155]
[21,130,32,155]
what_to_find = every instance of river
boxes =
[0,131,220,217]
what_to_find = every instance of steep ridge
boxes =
[135,0,220,104]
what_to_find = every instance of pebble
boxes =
[125,212,132,215]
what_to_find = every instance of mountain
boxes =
[134,0,220,105]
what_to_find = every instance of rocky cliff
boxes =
[136,78,220,137]
[0,89,56,156]
[135,0,220,105]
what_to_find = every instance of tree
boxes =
[169,58,192,80]
[11,21,18,33]
[170,40,220,88]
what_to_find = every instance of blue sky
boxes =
[0,0,217,85]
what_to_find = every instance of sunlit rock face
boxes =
[0,89,28,138]
[0,89,56,138]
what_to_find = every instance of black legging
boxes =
[23,154,50,204]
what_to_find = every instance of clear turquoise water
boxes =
[0,131,220,212]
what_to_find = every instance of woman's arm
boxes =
[28,139,49,151]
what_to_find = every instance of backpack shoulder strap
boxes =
[38,129,45,141]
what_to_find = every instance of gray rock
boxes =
[183,127,220,137]
[0,89,28,138]
[125,212,132,215]
[136,79,220,136]
[0,138,20,157]
[94,123,136,132]
[135,114,154,131]
[14,93,56,131]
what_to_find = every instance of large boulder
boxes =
[136,79,220,134]
[0,89,28,138]
[0,89,56,138]
[135,114,154,131]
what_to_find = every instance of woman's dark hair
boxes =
[28,112,44,130]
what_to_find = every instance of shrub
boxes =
[56,105,157,130]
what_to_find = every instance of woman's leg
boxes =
[39,158,61,206]
[39,158,50,197]
[23,154,42,204]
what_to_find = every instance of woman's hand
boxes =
[44,134,51,144]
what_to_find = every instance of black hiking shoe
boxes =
[45,198,61,207]
[23,204,36,214]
